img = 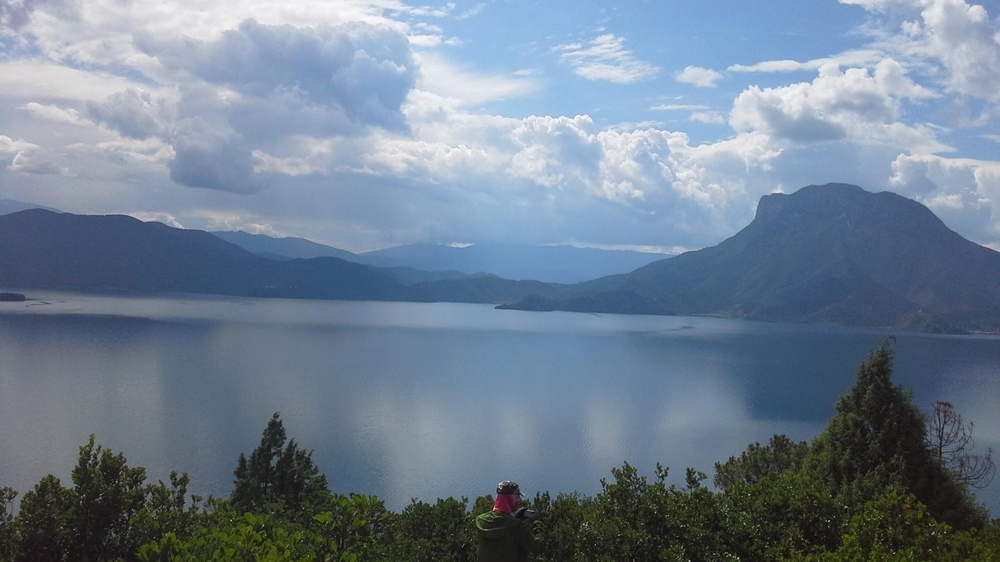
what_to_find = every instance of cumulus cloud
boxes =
[0,135,39,155]
[676,66,723,87]
[0,0,68,31]
[2,0,999,254]
[509,115,604,190]
[9,148,70,175]
[128,18,418,192]
[842,0,1000,101]
[87,88,166,139]
[889,153,1000,243]
[167,116,261,193]
[730,60,946,151]
[556,33,660,83]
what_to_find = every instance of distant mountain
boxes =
[0,209,405,300]
[360,242,669,284]
[6,184,1000,333]
[209,231,479,284]
[502,184,1000,333]
[0,199,61,215]
[212,230,364,262]
[213,231,669,284]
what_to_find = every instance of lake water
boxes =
[1,291,998,516]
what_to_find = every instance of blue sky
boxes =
[1,0,999,253]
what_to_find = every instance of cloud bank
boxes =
[0,0,998,253]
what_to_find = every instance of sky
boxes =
[1,0,999,254]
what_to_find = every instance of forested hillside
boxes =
[1,341,997,561]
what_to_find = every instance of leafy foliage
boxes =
[714,434,810,490]
[8,436,198,562]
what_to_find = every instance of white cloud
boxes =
[126,18,419,192]
[0,135,40,155]
[556,33,660,84]
[508,115,604,190]
[2,0,999,255]
[689,111,726,124]
[676,66,723,87]
[841,0,1000,101]
[651,104,710,111]
[415,51,539,106]
[728,50,883,73]
[20,102,88,126]
[0,60,143,102]
[888,152,1000,243]
[9,148,71,176]
[730,60,948,152]
[87,88,167,139]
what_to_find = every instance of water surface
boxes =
[1,292,997,514]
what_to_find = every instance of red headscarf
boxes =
[493,493,520,513]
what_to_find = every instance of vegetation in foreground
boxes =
[1,339,997,561]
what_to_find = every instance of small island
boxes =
[0,292,27,302]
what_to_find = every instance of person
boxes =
[475,480,540,562]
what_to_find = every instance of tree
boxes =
[713,434,810,490]
[12,437,197,562]
[379,497,475,562]
[13,475,74,562]
[806,338,987,529]
[231,412,331,519]
[0,486,17,561]
[926,400,996,489]
[70,435,149,561]
[721,469,843,560]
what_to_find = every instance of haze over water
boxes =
[1,292,998,515]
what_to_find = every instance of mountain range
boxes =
[211,231,667,284]
[2,184,999,333]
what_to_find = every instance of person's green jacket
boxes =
[475,510,539,562]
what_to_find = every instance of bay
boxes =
[1,291,998,515]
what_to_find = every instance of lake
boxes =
[1,291,998,515]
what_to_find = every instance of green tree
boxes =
[721,469,843,561]
[231,412,331,520]
[713,434,810,490]
[791,489,1000,562]
[806,338,987,529]
[12,437,197,562]
[316,493,389,559]
[379,497,474,562]
[14,475,74,562]
[138,512,342,562]
[530,491,590,562]
[70,435,150,561]
[584,462,735,562]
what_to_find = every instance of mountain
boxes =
[501,184,1000,333]
[0,209,405,300]
[212,231,668,284]
[0,199,61,215]
[209,231,481,284]
[5,184,1000,333]
[360,242,668,284]
[212,230,365,262]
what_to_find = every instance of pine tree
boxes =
[231,412,331,519]
[807,338,987,529]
